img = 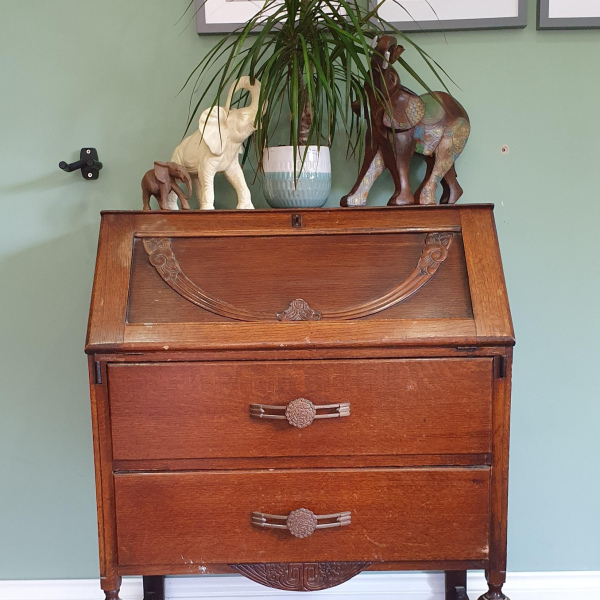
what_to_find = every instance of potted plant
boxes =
[186,0,448,208]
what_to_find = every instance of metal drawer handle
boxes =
[252,508,351,538]
[250,397,350,428]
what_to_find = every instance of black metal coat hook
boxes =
[59,148,103,180]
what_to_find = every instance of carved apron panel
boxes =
[230,561,371,591]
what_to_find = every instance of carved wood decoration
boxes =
[143,232,453,322]
[277,299,322,321]
[230,561,371,591]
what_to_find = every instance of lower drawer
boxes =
[114,468,490,567]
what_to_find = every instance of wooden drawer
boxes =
[114,468,490,567]
[108,358,493,461]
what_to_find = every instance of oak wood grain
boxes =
[127,206,466,237]
[460,209,514,340]
[113,454,492,472]
[127,233,472,323]
[87,357,106,576]
[91,345,506,364]
[86,206,514,354]
[117,320,481,353]
[116,559,488,577]
[88,358,120,594]
[86,207,513,599]
[114,468,490,566]
[487,348,513,591]
[86,213,134,348]
[108,358,493,461]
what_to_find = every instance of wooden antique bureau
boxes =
[85,206,514,600]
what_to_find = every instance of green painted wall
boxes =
[0,0,598,580]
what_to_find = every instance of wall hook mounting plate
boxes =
[59,148,103,180]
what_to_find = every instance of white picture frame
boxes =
[538,0,600,29]
[373,0,527,32]
[195,0,276,33]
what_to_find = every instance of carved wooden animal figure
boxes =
[141,161,192,210]
[341,36,470,207]
[169,76,260,210]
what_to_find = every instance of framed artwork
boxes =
[195,0,529,34]
[195,0,273,33]
[374,0,527,32]
[538,0,600,29]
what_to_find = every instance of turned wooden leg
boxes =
[102,576,122,600]
[445,570,469,600]
[478,583,510,600]
[143,575,165,600]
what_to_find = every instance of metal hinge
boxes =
[494,355,507,379]
[94,361,102,384]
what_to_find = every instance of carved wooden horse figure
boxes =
[341,35,470,207]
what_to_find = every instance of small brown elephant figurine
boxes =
[141,161,192,210]
[341,35,470,207]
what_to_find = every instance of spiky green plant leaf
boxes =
[185,0,452,174]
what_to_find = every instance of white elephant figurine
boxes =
[169,76,260,210]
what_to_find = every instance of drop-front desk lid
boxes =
[85,205,514,353]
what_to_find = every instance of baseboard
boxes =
[1,571,599,600]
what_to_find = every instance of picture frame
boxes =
[538,0,600,30]
[373,0,528,32]
[195,0,269,34]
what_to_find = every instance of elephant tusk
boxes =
[383,50,390,70]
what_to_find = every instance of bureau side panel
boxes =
[86,214,134,350]
[488,348,513,588]
[88,359,120,591]
[87,357,106,576]
[460,208,514,341]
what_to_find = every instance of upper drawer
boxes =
[108,358,493,461]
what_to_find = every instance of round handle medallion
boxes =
[286,508,318,538]
[285,398,317,428]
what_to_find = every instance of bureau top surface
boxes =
[86,205,514,353]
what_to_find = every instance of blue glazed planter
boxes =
[263,146,331,208]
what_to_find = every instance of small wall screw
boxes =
[87,172,93,178]
[501,145,509,154]
[86,149,91,154]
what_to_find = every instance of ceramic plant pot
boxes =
[263,146,331,208]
